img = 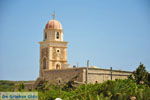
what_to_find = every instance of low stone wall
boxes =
[43,68,84,84]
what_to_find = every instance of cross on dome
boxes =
[45,12,62,29]
[51,11,56,20]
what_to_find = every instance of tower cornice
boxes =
[39,41,68,44]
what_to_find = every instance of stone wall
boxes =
[42,67,132,84]
[87,68,131,84]
[43,68,84,84]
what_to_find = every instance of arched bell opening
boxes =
[56,64,61,69]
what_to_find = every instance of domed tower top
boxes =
[44,13,64,41]
[45,20,62,30]
[45,12,62,30]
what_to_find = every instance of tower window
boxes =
[43,58,47,69]
[44,32,47,40]
[57,50,60,52]
[56,64,60,69]
[56,32,59,39]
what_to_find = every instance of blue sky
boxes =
[0,0,150,81]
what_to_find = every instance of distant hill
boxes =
[0,80,34,91]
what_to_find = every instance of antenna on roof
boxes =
[51,11,56,20]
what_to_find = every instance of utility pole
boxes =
[110,67,112,80]
[77,62,79,67]
[86,60,89,84]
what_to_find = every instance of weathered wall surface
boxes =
[43,68,84,84]
[87,68,131,84]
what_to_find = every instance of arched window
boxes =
[56,32,59,39]
[44,32,47,40]
[56,64,60,69]
[43,58,47,69]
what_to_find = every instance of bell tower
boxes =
[39,14,68,77]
